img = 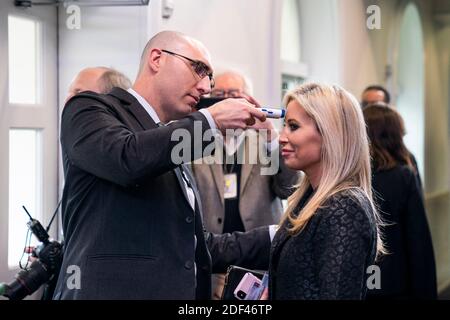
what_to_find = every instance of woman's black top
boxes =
[269,187,377,300]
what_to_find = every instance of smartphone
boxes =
[233,272,262,300]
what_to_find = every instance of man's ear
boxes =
[147,48,163,73]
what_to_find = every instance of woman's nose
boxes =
[279,128,288,145]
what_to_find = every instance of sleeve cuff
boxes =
[199,109,217,131]
[269,225,279,242]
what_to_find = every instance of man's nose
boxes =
[197,76,212,95]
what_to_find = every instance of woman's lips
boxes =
[281,148,294,157]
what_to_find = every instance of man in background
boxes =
[360,84,422,190]
[66,66,132,102]
[361,84,391,109]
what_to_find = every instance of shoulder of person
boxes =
[398,164,423,192]
[308,189,375,241]
[317,188,372,222]
[396,164,416,176]
[65,91,111,109]
[387,164,419,187]
[63,91,122,118]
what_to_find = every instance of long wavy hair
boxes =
[363,103,414,172]
[281,83,385,257]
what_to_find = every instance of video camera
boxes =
[0,206,63,300]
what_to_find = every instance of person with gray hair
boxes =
[209,70,253,98]
[99,68,132,93]
[66,67,132,102]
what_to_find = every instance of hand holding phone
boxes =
[233,272,262,300]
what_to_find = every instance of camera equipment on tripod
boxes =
[0,205,63,300]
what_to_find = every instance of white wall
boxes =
[336,0,380,97]
[424,10,450,291]
[58,0,284,106]
[58,5,147,107]
[297,0,340,85]
[147,0,281,107]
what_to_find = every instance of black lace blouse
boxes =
[269,187,377,300]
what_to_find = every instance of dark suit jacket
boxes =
[53,88,270,300]
[367,165,437,299]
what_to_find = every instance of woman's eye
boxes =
[289,123,299,131]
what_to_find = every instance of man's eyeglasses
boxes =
[210,89,244,98]
[161,49,214,88]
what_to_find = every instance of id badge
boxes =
[224,173,237,199]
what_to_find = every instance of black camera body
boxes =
[0,218,63,300]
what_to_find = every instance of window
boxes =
[281,0,301,63]
[280,0,307,99]
[8,15,41,105]
[1,0,58,281]
[8,129,43,268]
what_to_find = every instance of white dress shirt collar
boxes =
[127,88,162,125]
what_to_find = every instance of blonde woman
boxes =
[267,83,384,300]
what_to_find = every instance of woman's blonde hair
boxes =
[281,83,385,257]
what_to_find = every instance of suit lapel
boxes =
[240,163,253,196]
[108,87,158,130]
[239,137,255,196]
[210,163,224,206]
[108,88,194,210]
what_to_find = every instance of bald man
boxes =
[54,31,271,300]
[66,67,132,102]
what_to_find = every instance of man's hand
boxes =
[25,246,38,263]
[260,287,269,300]
[240,93,261,108]
[207,98,266,134]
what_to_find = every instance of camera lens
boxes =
[2,260,51,300]
[237,290,246,299]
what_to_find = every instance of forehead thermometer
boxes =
[260,108,285,119]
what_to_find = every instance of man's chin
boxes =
[184,103,197,114]
[171,105,195,120]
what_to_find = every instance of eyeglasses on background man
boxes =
[210,88,245,98]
